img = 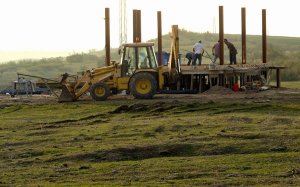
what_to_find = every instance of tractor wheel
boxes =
[90,82,110,101]
[129,72,157,99]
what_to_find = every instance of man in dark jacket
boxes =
[185,52,194,65]
[224,39,237,64]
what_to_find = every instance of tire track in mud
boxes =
[36,102,180,129]
[46,143,296,163]
[34,113,110,129]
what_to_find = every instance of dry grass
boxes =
[0,95,300,186]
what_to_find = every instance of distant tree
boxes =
[66,53,84,63]
[267,44,285,61]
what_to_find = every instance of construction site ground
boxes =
[1,86,300,106]
[1,85,300,186]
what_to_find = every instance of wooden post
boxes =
[262,9,267,63]
[157,11,162,66]
[219,6,224,65]
[133,9,141,43]
[241,8,246,64]
[190,75,194,90]
[105,8,110,66]
[137,10,141,42]
[276,68,281,88]
[198,75,203,93]
[133,9,137,42]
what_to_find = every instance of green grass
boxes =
[0,100,300,186]
[280,81,300,89]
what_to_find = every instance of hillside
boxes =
[0,30,300,89]
[149,30,300,79]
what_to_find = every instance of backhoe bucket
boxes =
[58,85,75,102]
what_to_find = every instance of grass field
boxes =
[280,81,300,89]
[268,81,300,90]
[1,98,300,186]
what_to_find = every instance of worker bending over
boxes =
[185,52,194,65]
[224,39,237,65]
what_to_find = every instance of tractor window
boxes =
[138,47,149,69]
[148,46,158,69]
[123,47,137,75]
[137,47,157,69]
[123,45,158,75]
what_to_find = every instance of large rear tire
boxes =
[90,82,110,101]
[129,72,157,99]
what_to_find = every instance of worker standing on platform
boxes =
[192,40,204,65]
[212,40,220,64]
[224,39,237,64]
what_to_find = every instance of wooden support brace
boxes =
[276,68,281,88]
[190,74,194,90]
[199,75,203,93]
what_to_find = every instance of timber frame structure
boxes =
[155,6,285,93]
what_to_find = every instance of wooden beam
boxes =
[219,6,224,65]
[262,9,267,63]
[133,9,137,42]
[105,8,110,66]
[241,8,246,64]
[276,68,281,88]
[137,10,141,42]
[190,74,194,90]
[157,11,162,66]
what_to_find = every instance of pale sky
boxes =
[0,0,299,61]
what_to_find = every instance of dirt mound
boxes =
[0,86,299,106]
[203,86,234,95]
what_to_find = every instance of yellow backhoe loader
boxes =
[58,25,200,102]
[59,42,170,102]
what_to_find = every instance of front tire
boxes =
[90,82,110,101]
[129,72,157,99]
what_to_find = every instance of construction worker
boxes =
[212,40,220,64]
[185,52,194,65]
[224,39,237,64]
[192,40,204,65]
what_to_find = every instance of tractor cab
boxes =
[120,43,158,76]
[58,42,160,102]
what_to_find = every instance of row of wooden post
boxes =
[219,6,267,65]
[104,7,268,66]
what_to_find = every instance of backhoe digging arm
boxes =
[59,65,116,102]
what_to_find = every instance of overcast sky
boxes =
[0,0,299,53]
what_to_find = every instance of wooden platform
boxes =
[163,63,284,74]
[162,63,285,92]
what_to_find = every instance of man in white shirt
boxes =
[192,40,204,65]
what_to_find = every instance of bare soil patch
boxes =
[0,87,299,106]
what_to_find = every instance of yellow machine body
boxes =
[59,43,162,102]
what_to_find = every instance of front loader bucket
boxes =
[58,85,75,102]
